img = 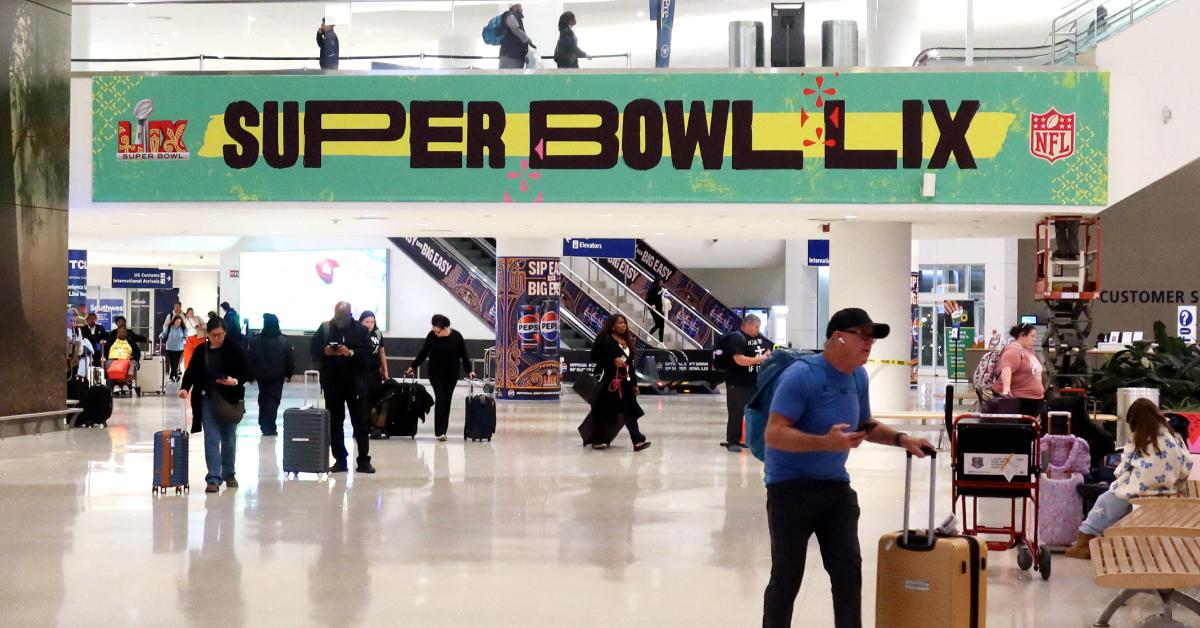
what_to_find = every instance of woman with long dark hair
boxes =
[160,315,188,382]
[583,314,651,451]
[554,11,591,69]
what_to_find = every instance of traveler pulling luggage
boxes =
[876,449,987,628]
[464,378,497,442]
[153,400,190,494]
[282,370,331,478]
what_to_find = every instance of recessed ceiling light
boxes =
[599,214,612,218]
[654,232,665,236]
[418,223,429,227]
[247,15,256,22]
[845,215,858,219]
[631,224,640,228]
[462,231,472,235]
[637,10,646,17]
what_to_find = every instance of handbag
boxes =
[572,369,603,404]
[205,345,245,425]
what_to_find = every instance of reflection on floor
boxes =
[0,382,1170,627]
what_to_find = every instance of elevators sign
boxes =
[496,257,561,400]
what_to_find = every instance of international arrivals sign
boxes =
[92,71,1108,204]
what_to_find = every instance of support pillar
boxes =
[495,239,562,400]
[785,240,821,350]
[829,222,912,413]
[0,0,71,432]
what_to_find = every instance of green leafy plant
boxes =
[1090,321,1200,413]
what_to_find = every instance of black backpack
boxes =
[712,331,745,373]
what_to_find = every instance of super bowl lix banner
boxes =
[496,257,561,400]
[92,71,1108,205]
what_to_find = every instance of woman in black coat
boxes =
[179,317,251,493]
[554,11,590,69]
[585,314,651,451]
[406,314,476,441]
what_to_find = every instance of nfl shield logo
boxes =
[1030,108,1076,163]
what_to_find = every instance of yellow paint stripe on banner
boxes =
[197,112,1016,159]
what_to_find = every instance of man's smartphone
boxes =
[327,341,341,349]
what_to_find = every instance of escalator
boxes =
[389,236,594,349]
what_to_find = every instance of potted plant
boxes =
[1090,321,1200,413]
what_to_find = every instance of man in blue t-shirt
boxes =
[762,308,934,628]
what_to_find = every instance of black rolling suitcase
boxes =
[153,400,190,494]
[80,366,113,427]
[282,370,330,478]
[464,379,497,442]
[387,378,430,438]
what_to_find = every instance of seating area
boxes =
[1089,501,1200,627]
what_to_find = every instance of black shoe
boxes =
[634,441,652,452]
[223,475,239,488]
[726,444,743,453]
[262,431,278,437]
[205,482,219,493]
[356,461,376,474]
[329,462,349,473]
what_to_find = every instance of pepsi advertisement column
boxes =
[496,257,561,400]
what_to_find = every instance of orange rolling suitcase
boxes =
[876,450,987,628]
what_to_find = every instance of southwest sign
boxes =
[92,71,1109,204]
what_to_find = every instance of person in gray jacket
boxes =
[317,17,340,70]
[248,313,295,436]
[499,4,535,69]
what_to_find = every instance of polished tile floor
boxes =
[0,383,1185,627]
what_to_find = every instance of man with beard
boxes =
[310,302,375,473]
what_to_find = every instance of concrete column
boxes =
[495,239,561,400]
[829,222,912,413]
[785,240,820,351]
[0,0,71,433]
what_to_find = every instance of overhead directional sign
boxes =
[562,238,636,259]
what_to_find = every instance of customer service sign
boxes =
[92,71,1108,204]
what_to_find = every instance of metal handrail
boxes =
[584,257,721,338]
[912,40,1077,66]
[559,265,669,351]
[559,308,597,345]
[573,259,704,350]
[72,51,633,71]
[431,237,496,290]
[473,238,497,256]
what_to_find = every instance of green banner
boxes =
[92,71,1108,204]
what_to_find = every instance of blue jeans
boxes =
[1080,488,1133,536]
[200,398,238,485]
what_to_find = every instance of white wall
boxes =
[1098,0,1200,205]
[785,240,822,350]
[175,270,220,315]
[220,236,494,340]
[911,237,1019,340]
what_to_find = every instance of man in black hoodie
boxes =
[249,313,295,436]
[311,302,375,473]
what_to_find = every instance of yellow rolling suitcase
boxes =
[876,450,987,628]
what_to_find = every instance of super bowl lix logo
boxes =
[118,99,189,160]
[1029,108,1075,164]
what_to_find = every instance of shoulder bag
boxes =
[205,345,245,426]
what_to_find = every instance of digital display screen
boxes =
[239,249,388,332]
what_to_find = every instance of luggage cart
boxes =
[951,412,1050,580]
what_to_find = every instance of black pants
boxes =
[727,384,755,445]
[165,350,183,379]
[257,378,284,435]
[649,310,665,342]
[763,479,862,628]
[325,385,369,465]
[429,376,459,437]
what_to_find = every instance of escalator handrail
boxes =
[431,237,496,290]
[559,266,671,351]
[569,261,704,350]
[912,39,1077,66]
[472,237,497,257]
[584,257,721,339]
[559,308,597,343]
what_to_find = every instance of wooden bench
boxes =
[1131,481,1200,506]
[1089,535,1200,627]
[1107,503,1200,537]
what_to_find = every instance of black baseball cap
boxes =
[826,308,890,339]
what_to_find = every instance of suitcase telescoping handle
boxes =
[902,447,939,549]
[303,370,321,409]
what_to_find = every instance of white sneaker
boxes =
[437,435,448,442]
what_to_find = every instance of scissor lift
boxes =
[1034,216,1101,389]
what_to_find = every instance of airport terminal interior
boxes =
[4,0,1200,626]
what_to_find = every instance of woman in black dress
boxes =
[586,314,651,451]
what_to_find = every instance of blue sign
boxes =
[562,238,636,259]
[654,0,675,68]
[68,249,88,303]
[112,267,173,289]
[807,240,830,266]
[87,298,125,329]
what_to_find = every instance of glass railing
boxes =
[914,0,1175,66]
[72,52,632,73]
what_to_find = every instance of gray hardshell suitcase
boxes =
[282,370,330,478]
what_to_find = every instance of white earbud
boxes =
[838,337,847,345]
